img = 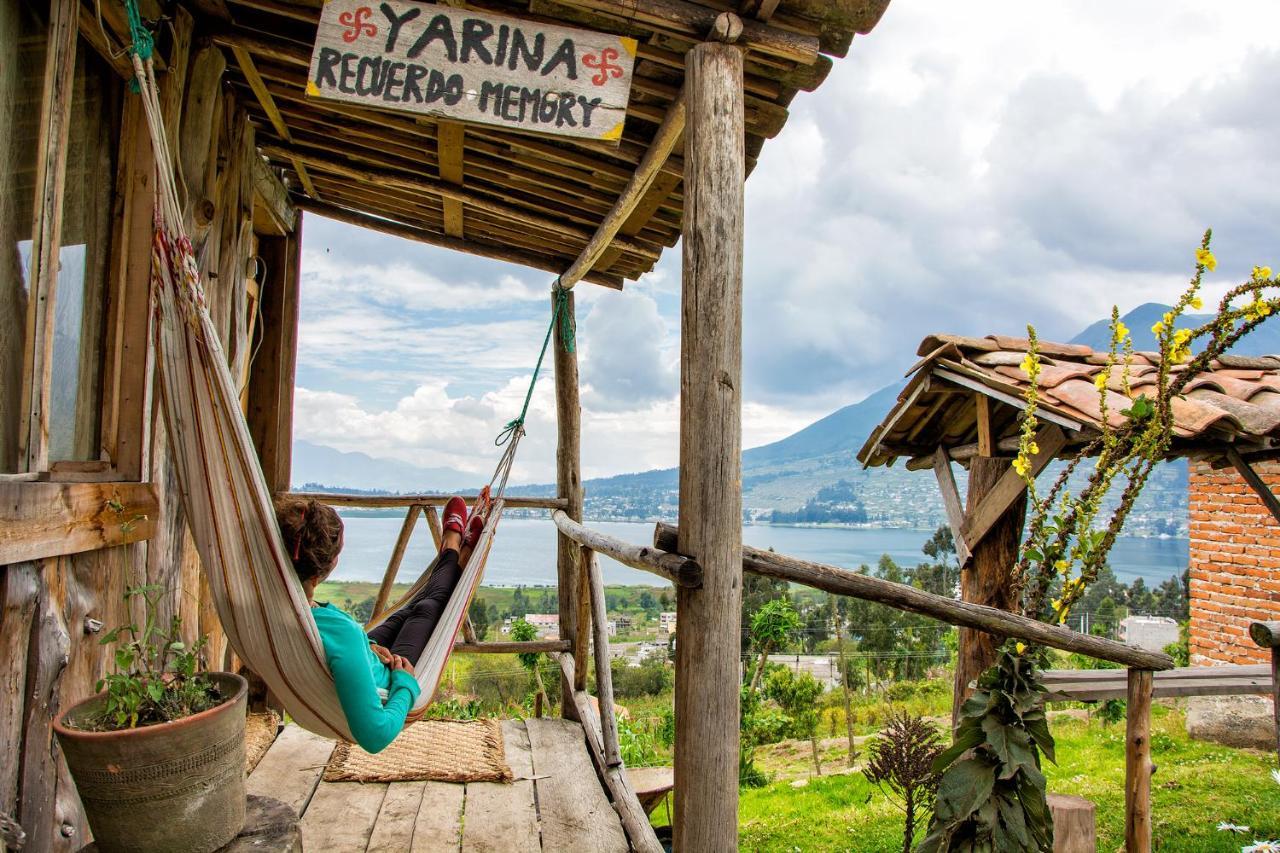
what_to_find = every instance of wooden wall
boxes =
[0,11,276,848]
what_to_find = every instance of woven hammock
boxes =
[132,51,515,742]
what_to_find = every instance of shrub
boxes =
[864,710,945,853]
[610,658,672,699]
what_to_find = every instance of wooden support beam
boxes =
[454,639,571,654]
[552,0,820,64]
[1227,446,1280,526]
[19,0,79,473]
[424,506,443,548]
[0,482,158,564]
[932,447,972,564]
[674,42,744,852]
[230,45,318,198]
[975,394,994,457]
[587,552,622,767]
[294,198,625,290]
[556,654,664,853]
[654,523,1175,670]
[933,369,1086,433]
[552,510,702,587]
[553,289,589,697]
[252,155,297,235]
[369,505,420,625]
[960,424,1068,550]
[1249,621,1280,765]
[285,490,566,510]
[1125,669,1154,853]
[559,93,686,288]
[438,120,466,238]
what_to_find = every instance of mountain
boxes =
[1070,302,1280,355]
[743,383,904,467]
[291,440,477,493]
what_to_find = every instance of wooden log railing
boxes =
[552,511,703,588]
[1250,620,1280,765]
[284,491,566,510]
[654,522,1173,670]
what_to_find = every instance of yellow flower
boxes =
[1094,372,1108,391]
[1189,296,1204,310]
[1174,328,1192,343]
[1253,265,1273,281]
[1058,612,1069,624]
[1115,321,1129,340]
[1196,248,1217,271]
[1028,441,1040,456]
[1055,559,1070,575]
[1012,456,1030,478]
[1015,642,1027,655]
[1020,353,1039,377]
[1151,320,1165,336]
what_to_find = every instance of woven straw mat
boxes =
[323,719,514,784]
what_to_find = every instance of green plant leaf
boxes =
[933,725,984,772]
[933,756,996,822]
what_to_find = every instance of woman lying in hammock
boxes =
[275,496,485,752]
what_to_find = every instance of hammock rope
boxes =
[123,5,551,742]
[496,281,574,447]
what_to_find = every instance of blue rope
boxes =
[496,283,575,446]
[122,0,154,60]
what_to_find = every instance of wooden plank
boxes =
[306,4,636,141]
[1045,678,1271,703]
[453,639,571,654]
[300,782,387,850]
[931,447,972,565]
[253,155,298,235]
[960,424,1068,551]
[461,721,539,853]
[655,523,1175,671]
[559,93,685,288]
[975,393,994,457]
[246,228,302,493]
[1124,669,1154,853]
[0,565,39,820]
[287,490,565,510]
[18,0,79,473]
[439,120,466,238]
[674,42,744,853]
[246,725,336,817]
[1228,446,1280,526]
[411,781,464,852]
[1045,664,1270,683]
[231,44,318,199]
[553,510,701,587]
[425,505,443,548]
[367,781,427,853]
[371,504,421,624]
[0,482,158,564]
[526,718,628,852]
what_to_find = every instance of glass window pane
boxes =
[0,0,46,472]
[47,37,122,462]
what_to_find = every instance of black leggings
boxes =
[367,549,463,664]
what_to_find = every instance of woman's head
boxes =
[275,498,344,585]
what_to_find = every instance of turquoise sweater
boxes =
[311,602,420,753]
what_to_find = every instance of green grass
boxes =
[730,706,1280,852]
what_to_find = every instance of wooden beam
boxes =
[19,0,79,473]
[294,198,626,290]
[1250,621,1280,765]
[0,482,158,564]
[246,228,302,492]
[552,0,820,65]
[674,42,744,853]
[933,368,1086,432]
[230,44,318,199]
[960,424,1068,550]
[654,523,1175,670]
[252,155,297,235]
[556,654,665,853]
[453,639,571,654]
[285,491,566,510]
[552,289,589,695]
[975,394,994,457]
[1125,669,1154,853]
[552,510,702,587]
[1227,446,1280,526]
[369,505,420,625]
[559,93,686,288]
[438,120,466,238]
[586,552,622,767]
[931,447,972,564]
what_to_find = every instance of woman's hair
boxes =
[274,498,344,584]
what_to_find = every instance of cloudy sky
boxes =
[293,0,1280,486]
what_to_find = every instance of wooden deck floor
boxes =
[246,718,629,852]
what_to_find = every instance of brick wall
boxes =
[1188,459,1280,665]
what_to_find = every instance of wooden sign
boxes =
[306,2,637,142]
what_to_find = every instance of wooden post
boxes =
[674,41,745,852]
[588,552,622,767]
[554,288,587,704]
[368,505,420,624]
[1125,669,1154,853]
[1248,621,1280,764]
[952,454,1026,726]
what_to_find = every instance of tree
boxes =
[749,599,801,692]
[830,594,857,766]
[469,598,490,640]
[741,571,789,656]
[1127,577,1156,615]
[764,667,825,776]
[638,590,658,616]
[511,618,547,715]
[863,710,944,853]
[914,525,958,598]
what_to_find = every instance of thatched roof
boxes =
[204,0,892,289]
[858,333,1280,470]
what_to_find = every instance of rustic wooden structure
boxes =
[0,0,894,849]
[1250,620,1280,764]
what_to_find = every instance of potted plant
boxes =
[54,585,248,853]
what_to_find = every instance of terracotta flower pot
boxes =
[54,672,248,853]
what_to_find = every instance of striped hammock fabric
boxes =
[133,53,510,741]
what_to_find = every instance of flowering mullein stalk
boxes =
[1014,231,1280,624]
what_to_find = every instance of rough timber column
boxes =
[675,41,745,851]
[553,287,587,706]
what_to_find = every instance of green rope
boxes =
[122,0,154,60]
[496,283,575,446]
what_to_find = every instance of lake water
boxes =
[330,516,1189,588]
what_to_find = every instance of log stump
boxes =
[81,796,300,853]
[1048,793,1097,853]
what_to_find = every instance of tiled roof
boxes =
[857,333,1280,469]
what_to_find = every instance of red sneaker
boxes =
[463,511,486,549]
[443,496,467,535]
